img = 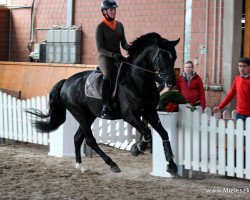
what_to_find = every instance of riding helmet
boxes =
[100,0,118,11]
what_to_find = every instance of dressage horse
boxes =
[28,32,180,175]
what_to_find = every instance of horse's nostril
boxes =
[166,77,176,88]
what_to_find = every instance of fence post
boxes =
[48,110,84,157]
[245,118,250,179]
[151,111,178,177]
[0,92,4,143]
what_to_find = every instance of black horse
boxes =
[28,32,180,175]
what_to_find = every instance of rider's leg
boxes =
[98,57,113,119]
[101,76,112,119]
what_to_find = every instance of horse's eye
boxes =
[166,51,173,60]
[168,53,173,60]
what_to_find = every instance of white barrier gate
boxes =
[152,105,250,179]
[2,91,250,180]
[0,92,138,157]
[151,112,178,177]
[0,92,49,145]
[49,111,138,157]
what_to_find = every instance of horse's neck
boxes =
[129,68,157,95]
[122,56,158,96]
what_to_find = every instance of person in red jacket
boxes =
[175,60,206,109]
[214,57,250,123]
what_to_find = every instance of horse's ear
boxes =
[171,38,180,46]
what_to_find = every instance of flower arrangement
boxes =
[158,90,186,112]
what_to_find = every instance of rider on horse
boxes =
[96,0,130,119]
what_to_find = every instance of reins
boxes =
[121,48,160,75]
[122,61,158,75]
[111,61,157,99]
[111,59,163,99]
[121,60,171,77]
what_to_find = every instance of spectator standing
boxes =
[175,60,206,109]
[213,57,250,123]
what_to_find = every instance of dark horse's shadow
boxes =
[27,32,180,175]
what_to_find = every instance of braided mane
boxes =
[128,32,162,56]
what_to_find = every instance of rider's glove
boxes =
[113,53,127,63]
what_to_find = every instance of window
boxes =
[0,0,11,5]
[0,0,7,4]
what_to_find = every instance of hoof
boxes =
[167,162,178,176]
[130,143,144,157]
[75,163,86,172]
[110,165,121,173]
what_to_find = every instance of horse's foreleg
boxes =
[143,112,178,174]
[85,135,121,173]
[124,116,152,156]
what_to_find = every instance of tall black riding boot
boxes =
[101,77,112,119]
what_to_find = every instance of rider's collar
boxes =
[102,17,116,30]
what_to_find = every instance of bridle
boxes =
[112,48,175,98]
[121,48,175,78]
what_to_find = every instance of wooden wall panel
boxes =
[0,62,95,99]
[244,0,250,57]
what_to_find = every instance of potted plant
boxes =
[158,89,186,112]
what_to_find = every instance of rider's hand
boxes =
[113,53,126,63]
[213,107,220,113]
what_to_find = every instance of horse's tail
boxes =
[26,79,67,133]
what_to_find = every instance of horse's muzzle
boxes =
[166,75,176,88]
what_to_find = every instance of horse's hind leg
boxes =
[85,134,121,173]
[74,126,86,172]
[75,116,121,173]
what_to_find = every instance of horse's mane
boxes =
[128,32,162,56]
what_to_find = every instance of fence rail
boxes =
[177,105,250,179]
[0,92,138,156]
[2,91,250,179]
[0,92,49,145]
[152,105,250,179]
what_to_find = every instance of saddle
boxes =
[85,68,118,100]
[85,70,103,99]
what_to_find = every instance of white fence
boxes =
[0,92,138,156]
[2,91,250,179]
[152,105,250,179]
[0,92,49,145]
[48,111,138,157]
